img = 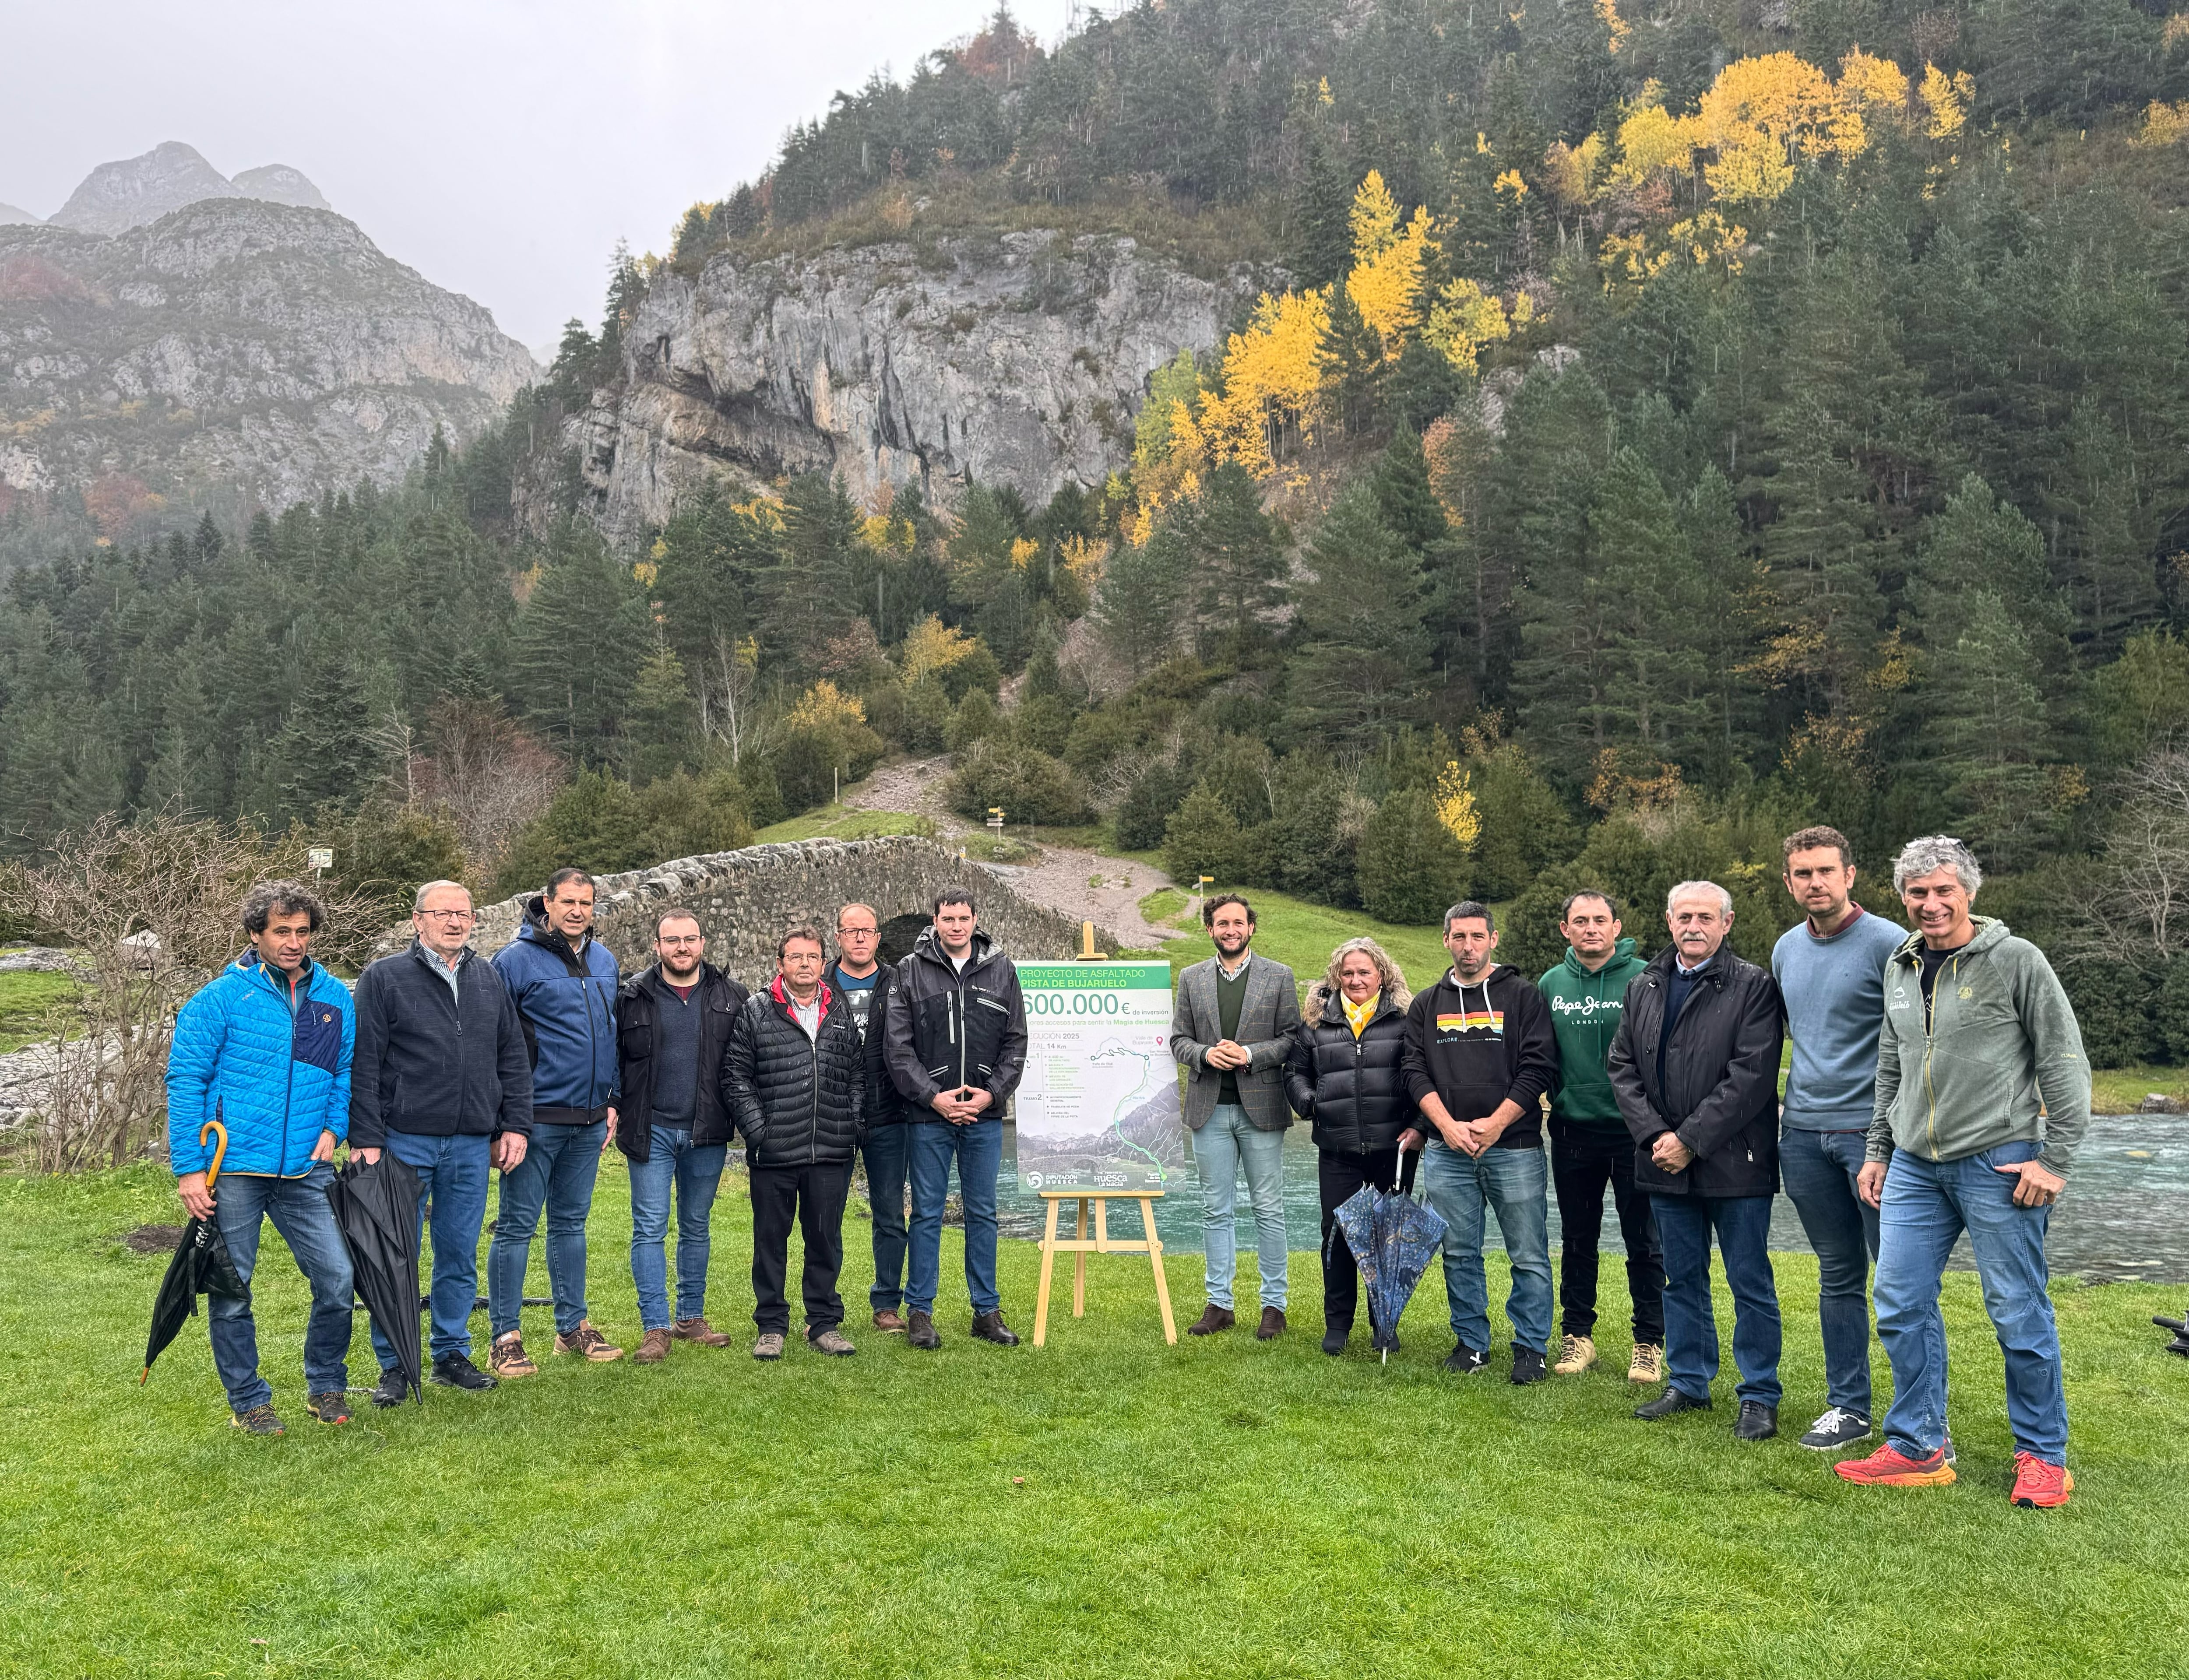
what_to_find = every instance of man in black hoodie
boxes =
[1403,902,1559,1383]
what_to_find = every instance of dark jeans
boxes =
[207,1163,354,1413]
[750,1161,853,1336]
[1549,1119,1664,1345]
[863,1124,911,1312]
[488,1119,606,1338]
[907,1116,1003,1316]
[370,1128,490,1367]
[1317,1146,1415,1331]
[1652,1192,1782,1407]
[629,1125,727,1331]
[1779,1124,1881,1415]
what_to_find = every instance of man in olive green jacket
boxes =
[1836,836,2088,1510]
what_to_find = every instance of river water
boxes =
[989,1115,2189,1285]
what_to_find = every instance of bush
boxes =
[1357,788,1471,925]
[1115,759,1195,851]
[494,766,753,898]
[945,738,1093,826]
[1015,692,1076,757]
[2065,960,2160,1069]
[1162,784,1245,889]
[1261,755,1361,908]
[774,680,887,811]
[1468,749,1578,900]
[2161,953,2189,1064]
[945,689,999,752]
[328,800,468,927]
[901,678,954,753]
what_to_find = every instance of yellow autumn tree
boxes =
[2136,100,2189,148]
[1919,63,1974,140]
[1435,761,1482,849]
[1345,172,1433,346]
[1196,287,1334,478]
[1611,86,1700,186]
[1424,278,1511,375]
[898,614,979,682]
[787,679,867,732]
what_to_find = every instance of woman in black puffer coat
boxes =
[1285,937,1420,1356]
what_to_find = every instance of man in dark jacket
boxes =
[1608,880,1787,1441]
[1404,902,1560,1382]
[351,881,533,1404]
[616,907,749,1365]
[721,925,865,1360]
[883,886,1028,1350]
[487,867,623,1374]
[826,903,910,1332]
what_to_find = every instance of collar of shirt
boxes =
[1215,950,1251,981]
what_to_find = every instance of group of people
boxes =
[1171,827,2087,1509]
[165,825,2087,1508]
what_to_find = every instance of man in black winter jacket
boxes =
[616,909,750,1366]
[1608,881,1787,1441]
[882,887,1027,1350]
[721,925,865,1361]
[1404,902,1560,1383]
[825,904,910,1332]
[350,881,532,1404]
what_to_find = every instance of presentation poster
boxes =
[1014,961,1182,1193]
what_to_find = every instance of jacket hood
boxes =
[1888,914,2010,967]
[1558,937,1638,978]
[1303,978,1407,1029]
[1434,961,1527,994]
[520,895,592,956]
[910,924,996,970]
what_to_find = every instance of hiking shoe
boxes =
[1257,1307,1287,1340]
[1734,1401,1778,1441]
[1628,1343,1664,1384]
[1798,1408,1875,1452]
[808,1328,856,1356]
[1554,1334,1597,1376]
[1442,1345,1490,1375]
[489,1332,537,1379]
[2011,1452,2073,1508]
[971,1310,1021,1346]
[632,1329,673,1366]
[1633,1387,1711,1420]
[306,1390,352,1425]
[873,1309,908,1334]
[430,1353,496,1392]
[369,1367,411,1409]
[229,1404,285,1436]
[1188,1304,1235,1337]
[554,1320,623,1362]
[1834,1442,1957,1487]
[753,1331,786,1360]
[1511,1346,1548,1385]
[908,1310,940,1350]
[672,1317,732,1347]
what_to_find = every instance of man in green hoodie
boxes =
[1539,891,1660,1382]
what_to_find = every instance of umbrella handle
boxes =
[200,1119,229,1190]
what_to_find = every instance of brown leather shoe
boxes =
[873,1309,908,1334]
[1188,1304,1235,1337]
[553,1320,623,1362]
[672,1317,732,1347]
[1256,1307,1286,1340]
[632,1328,672,1365]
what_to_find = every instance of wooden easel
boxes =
[1032,1188,1177,1347]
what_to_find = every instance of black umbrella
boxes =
[327,1151,425,1406]
[141,1119,249,1384]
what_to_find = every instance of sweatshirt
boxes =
[1401,964,1559,1149]
[1772,904,1906,1131]
[1538,938,1650,1130]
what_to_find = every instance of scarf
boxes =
[1341,991,1380,1038]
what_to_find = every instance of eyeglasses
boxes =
[837,926,879,938]
[418,910,475,922]
[660,935,705,947]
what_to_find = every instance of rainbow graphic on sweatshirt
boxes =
[1436,1009,1504,1035]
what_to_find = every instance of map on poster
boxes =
[1014,960,1182,1193]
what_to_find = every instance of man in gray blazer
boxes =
[1169,893,1302,1339]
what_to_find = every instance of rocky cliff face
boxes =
[541,232,1268,542]
[0,198,538,531]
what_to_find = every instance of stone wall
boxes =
[374,836,1106,983]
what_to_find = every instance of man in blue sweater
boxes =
[1773,826,1907,1452]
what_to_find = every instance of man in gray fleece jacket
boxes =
[1835,836,2089,1510]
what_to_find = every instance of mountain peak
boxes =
[49,141,239,235]
[230,163,330,211]
[0,201,42,227]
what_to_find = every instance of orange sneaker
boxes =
[2011,1452,2073,1508]
[1834,1442,1957,1487]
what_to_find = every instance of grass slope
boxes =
[1137,885,1454,992]
[4,1164,2185,1678]
[0,969,82,1054]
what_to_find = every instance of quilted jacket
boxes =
[167,952,355,1177]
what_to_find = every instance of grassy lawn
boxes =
[5,1163,2184,1678]
[1137,883,1453,992]
[752,805,936,845]
[0,969,82,1054]
[2090,1065,2189,1116]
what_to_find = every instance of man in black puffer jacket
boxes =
[721,925,865,1361]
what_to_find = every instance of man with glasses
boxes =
[825,904,911,1332]
[351,880,534,1403]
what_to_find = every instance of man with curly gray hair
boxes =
[1835,835,2089,1510]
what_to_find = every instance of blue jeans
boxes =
[907,1117,1003,1316]
[1193,1104,1289,1311]
[1875,1141,2067,1464]
[629,1125,727,1331]
[1422,1140,1553,1353]
[370,1129,490,1367]
[207,1164,354,1413]
[488,1119,606,1337]
[1780,1124,1880,1414]
[863,1124,911,1312]
[1652,1193,1783,1407]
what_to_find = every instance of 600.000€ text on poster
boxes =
[1013,961,1182,1193]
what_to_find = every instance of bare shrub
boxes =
[415,695,563,881]
[2078,749,2189,967]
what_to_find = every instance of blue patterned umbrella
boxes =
[1330,1178,1447,1362]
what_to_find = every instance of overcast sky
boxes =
[3,0,1076,358]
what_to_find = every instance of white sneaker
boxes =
[1798,1406,1875,1451]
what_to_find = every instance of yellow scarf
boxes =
[1341,991,1380,1038]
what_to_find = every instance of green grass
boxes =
[3,1162,2184,1678]
[2091,1065,2189,1116]
[0,969,83,1054]
[752,805,937,845]
[1138,883,1454,993]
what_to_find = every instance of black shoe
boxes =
[1797,1407,1874,1451]
[971,1310,1020,1347]
[430,1353,497,1392]
[370,1366,410,1409]
[1734,1401,1778,1441]
[1442,1345,1490,1375]
[1510,1346,1548,1386]
[1321,1322,1351,1357]
[1633,1386,1712,1420]
[907,1309,940,1350]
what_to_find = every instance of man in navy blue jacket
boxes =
[351,880,533,1403]
[487,868,624,1373]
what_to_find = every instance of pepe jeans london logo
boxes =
[1549,995,1622,1019]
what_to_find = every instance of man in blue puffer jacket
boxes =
[166,881,356,1436]
[486,867,625,1373]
